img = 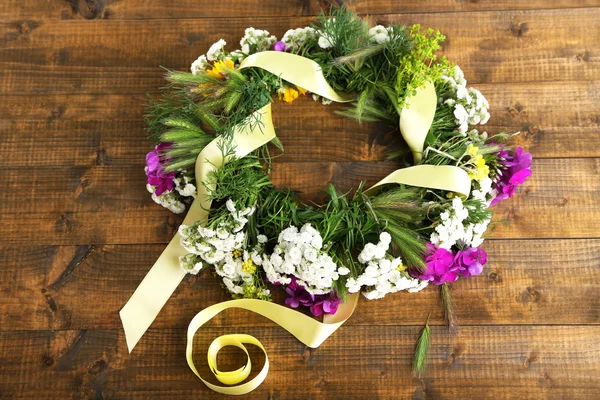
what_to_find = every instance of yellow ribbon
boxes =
[239,51,354,103]
[119,104,276,353]
[186,294,358,395]
[399,80,437,164]
[121,51,472,396]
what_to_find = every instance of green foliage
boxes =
[160,117,214,172]
[412,315,431,378]
[396,25,450,110]
[205,151,273,206]
[369,187,427,271]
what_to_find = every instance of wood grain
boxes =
[1,8,598,96]
[1,158,598,243]
[1,240,598,331]
[1,1,599,398]
[2,81,599,169]
[0,326,598,399]
[3,0,600,21]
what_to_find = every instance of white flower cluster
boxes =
[261,224,348,294]
[470,175,494,204]
[368,25,391,44]
[346,233,428,300]
[429,197,491,249]
[206,39,227,61]
[179,200,270,297]
[146,184,186,214]
[317,18,335,49]
[441,66,490,134]
[179,199,252,268]
[282,26,317,52]
[173,172,197,198]
[191,55,209,75]
[239,28,277,55]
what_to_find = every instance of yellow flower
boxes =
[232,249,242,258]
[467,144,479,157]
[296,86,308,95]
[469,154,490,180]
[206,59,235,79]
[278,86,299,103]
[242,259,256,274]
[396,263,407,272]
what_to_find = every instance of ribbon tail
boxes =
[365,164,472,198]
[399,80,437,164]
[120,104,276,352]
[120,235,187,353]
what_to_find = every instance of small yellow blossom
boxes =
[278,86,299,103]
[206,59,235,79]
[467,144,479,157]
[469,154,490,180]
[396,263,407,272]
[296,86,308,95]
[232,249,242,258]
[242,259,256,274]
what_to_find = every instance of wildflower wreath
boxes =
[121,8,532,395]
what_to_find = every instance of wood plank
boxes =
[1,158,598,243]
[3,0,600,21]
[2,81,599,168]
[0,326,598,399]
[1,8,598,95]
[1,239,598,331]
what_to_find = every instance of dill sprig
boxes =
[412,314,431,378]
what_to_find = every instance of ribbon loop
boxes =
[186,295,358,395]
[240,51,354,103]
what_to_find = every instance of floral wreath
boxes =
[125,8,532,395]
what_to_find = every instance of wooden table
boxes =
[1,1,599,399]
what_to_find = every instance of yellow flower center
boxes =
[277,86,299,103]
[206,59,235,79]
[468,154,490,180]
[242,259,256,274]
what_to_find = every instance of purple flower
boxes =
[283,276,341,316]
[491,146,532,206]
[309,293,342,317]
[284,277,314,308]
[146,142,176,196]
[273,41,287,52]
[415,243,459,285]
[454,247,487,278]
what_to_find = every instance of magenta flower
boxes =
[146,142,176,196]
[273,41,287,52]
[454,247,487,278]
[415,243,459,285]
[491,146,532,206]
[284,277,314,308]
[309,293,342,316]
[283,276,341,316]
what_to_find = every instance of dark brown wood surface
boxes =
[1,1,599,399]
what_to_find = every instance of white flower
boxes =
[379,232,392,245]
[282,27,316,51]
[338,267,350,276]
[368,25,390,44]
[226,199,236,213]
[191,55,209,75]
[207,39,226,61]
[257,234,268,244]
[318,34,333,49]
